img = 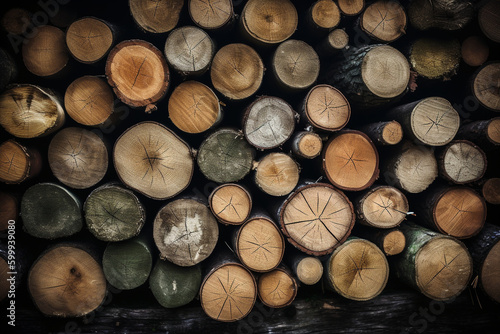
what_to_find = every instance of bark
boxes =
[408,0,473,31]
[391,222,473,301]
[290,131,323,159]
[456,118,500,147]
[359,121,403,146]
[0,47,17,91]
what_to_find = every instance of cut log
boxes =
[197,128,255,183]
[307,0,341,31]
[254,153,300,197]
[466,223,500,303]
[232,213,285,272]
[48,127,108,189]
[355,226,406,256]
[278,182,355,256]
[324,44,410,110]
[301,84,350,132]
[408,0,473,31]
[415,186,486,239]
[102,237,152,290]
[482,178,500,205]
[457,118,500,148]
[360,0,407,43]
[272,40,320,91]
[129,0,184,33]
[0,192,18,232]
[209,183,252,225]
[1,8,31,35]
[479,0,500,43]
[200,252,257,322]
[64,76,114,126]
[286,249,323,285]
[153,198,219,266]
[188,0,235,30]
[150,259,202,308]
[386,97,460,146]
[106,40,170,113]
[437,140,487,184]
[461,36,489,67]
[240,0,298,45]
[354,185,409,229]
[243,96,296,150]
[164,26,215,77]
[210,43,264,100]
[291,131,323,159]
[392,222,473,301]
[28,244,107,317]
[0,140,41,184]
[383,142,438,193]
[113,121,194,200]
[315,29,349,58]
[323,130,379,191]
[84,184,146,242]
[325,237,389,301]
[0,48,18,91]
[66,17,114,64]
[22,25,68,77]
[0,84,65,138]
[258,266,297,308]
[168,81,222,134]
[338,0,365,16]
[472,62,500,111]
[21,183,82,239]
[409,38,461,80]
[359,121,403,146]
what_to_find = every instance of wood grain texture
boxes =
[438,140,487,184]
[0,140,41,184]
[258,267,297,308]
[473,62,500,111]
[302,84,350,131]
[188,0,234,30]
[360,0,406,42]
[129,0,184,33]
[66,17,114,64]
[254,153,299,197]
[209,183,252,225]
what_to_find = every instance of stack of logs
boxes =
[0,0,500,325]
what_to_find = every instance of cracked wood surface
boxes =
[243,96,296,150]
[280,183,355,255]
[200,263,256,322]
[210,43,263,100]
[355,185,408,228]
[258,267,297,307]
[360,0,406,42]
[473,62,500,111]
[302,84,350,131]
[48,127,108,189]
[0,84,65,138]
[291,131,323,159]
[153,198,218,267]
[323,130,379,191]
[234,216,284,272]
[28,245,107,317]
[168,81,221,133]
[393,222,472,301]
[129,0,184,33]
[165,26,214,76]
[338,0,364,15]
[64,76,114,126]
[0,140,37,184]
[21,183,83,239]
[308,0,340,30]
[84,184,146,242]
[254,153,299,196]
[209,183,252,225]
[438,140,487,184]
[188,0,234,30]
[360,120,403,146]
[272,39,320,91]
[66,17,114,63]
[326,237,389,301]
[22,25,68,76]
[113,121,194,200]
[106,40,169,110]
[241,0,298,45]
